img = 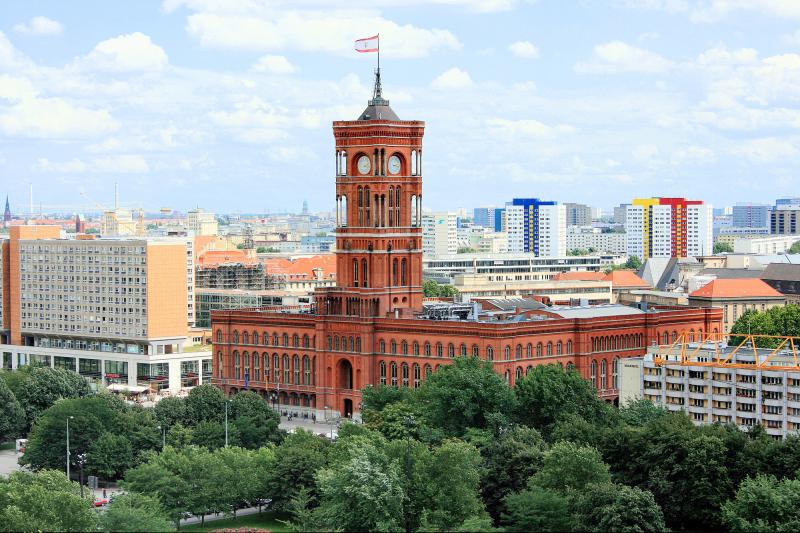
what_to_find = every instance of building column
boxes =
[197,358,204,385]
[100,359,106,387]
[128,362,138,388]
[75,356,80,376]
[168,360,181,394]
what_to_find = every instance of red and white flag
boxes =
[354,34,379,53]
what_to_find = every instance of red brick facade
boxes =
[211,90,723,418]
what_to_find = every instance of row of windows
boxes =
[377,339,573,359]
[589,358,620,391]
[222,351,317,386]
[218,330,314,349]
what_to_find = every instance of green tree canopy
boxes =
[267,429,330,512]
[417,356,516,436]
[422,279,459,298]
[501,485,572,533]
[184,384,226,425]
[572,482,667,533]
[530,441,611,493]
[152,395,187,429]
[714,241,734,254]
[99,492,173,532]
[721,474,800,532]
[88,432,134,481]
[0,470,97,532]
[11,366,91,431]
[730,305,800,348]
[789,240,800,254]
[0,376,23,441]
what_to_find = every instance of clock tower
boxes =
[320,69,425,318]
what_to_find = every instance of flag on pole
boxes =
[355,34,379,53]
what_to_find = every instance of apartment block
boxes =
[506,199,566,257]
[0,226,210,393]
[566,228,628,254]
[422,212,458,257]
[186,208,218,236]
[563,203,592,227]
[732,203,770,229]
[626,198,713,259]
[621,342,800,439]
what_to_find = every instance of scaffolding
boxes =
[195,263,266,290]
[654,332,800,371]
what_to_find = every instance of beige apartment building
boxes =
[1,225,210,393]
[452,274,613,305]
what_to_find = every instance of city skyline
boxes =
[2,1,800,212]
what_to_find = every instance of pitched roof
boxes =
[689,278,784,299]
[197,250,256,267]
[762,263,800,282]
[697,268,763,279]
[603,270,651,288]
[261,255,337,279]
[551,271,605,281]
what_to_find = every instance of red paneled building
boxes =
[212,72,723,419]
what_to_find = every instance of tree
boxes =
[501,486,571,532]
[0,470,97,532]
[99,492,173,532]
[457,247,477,254]
[21,396,124,472]
[531,441,611,493]
[568,248,590,256]
[192,420,233,450]
[417,356,516,436]
[12,366,90,431]
[572,483,667,533]
[514,364,613,435]
[256,246,268,253]
[314,440,404,532]
[730,305,800,348]
[789,240,800,254]
[422,279,459,298]
[625,255,642,269]
[153,396,187,429]
[479,426,547,523]
[0,377,23,442]
[721,474,800,532]
[88,432,134,481]
[166,423,194,448]
[714,241,734,254]
[228,391,282,448]
[184,384,225,425]
[267,429,330,511]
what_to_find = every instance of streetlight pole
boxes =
[224,400,229,447]
[77,453,87,499]
[157,425,166,449]
[66,416,74,480]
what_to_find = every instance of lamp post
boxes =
[224,400,230,447]
[156,425,166,449]
[270,391,277,411]
[66,416,74,480]
[76,453,87,499]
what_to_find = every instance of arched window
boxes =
[612,357,619,389]
[566,340,572,354]
[487,346,494,361]
[233,330,239,344]
[216,330,223,343]
[448,343,455,358]
[293,334,299,348]
[302,356,310,385]
[424,342,431,356]
[252,331,259,345]
[436,343,443,357]
[424,364,432,377]
[600,359,607,391]
[273,333,279,346]
[233,351,240,379]
[263,353,269,381]
[516,367,523,381]
[402,363,409,387]
[460,343,467,357]
[591,360,598,390]
[391,362,398,387]
[515,344,522,359]
[671,331,678,342]
[327,335,333,350]
[401,258,407,285]
[402,340,408,355]
[379,340,386,353]
[536,343,543,357]
[504,370,510,383]
[379,361,387,385]
[556,341,563,355]
[413,342,419,356]
[357,186,363,226]
[243,351,250,379]
[273,354,280,383]
[662,332,669,344]
[526,343,532,357]
[388,186,394,227]
[413,364,421,388]
[356,337,361,352]
[504,346,511,360]
[283,354,290,383]
[293,355,300,385]
[252,352,260,381]
[353,259,359,287]
[282,333,289,347]
[391,340,397,354]
[242,331,249,345]
[547,342,553,356]
[303,334,310,348]
[341,336,348,351]
[472,344,479,357]
[362,259,369,288]
[217,351,223,378]
[392,258,399,286]
[335,336,340,351]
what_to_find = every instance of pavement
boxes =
[181,505,263,527]
[279,416,341,438]
[0,449,22,476]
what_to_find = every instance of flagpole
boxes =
[377,34,380,74]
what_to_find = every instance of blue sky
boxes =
[2,0,800,214]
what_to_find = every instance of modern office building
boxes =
[626,198,713,259]
[564,203,593,227]
[620,336,800,439]
[732,203,770,229]
[613,203,630,225]
[473,206,505,232]
[770,204,800,235]
[211,72,722,419]
[422,212,458,257]
[0,226,210,392]
[186,209,218,236]
[506,198,566,257]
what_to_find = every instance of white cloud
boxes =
[617,0,800,22]
[733,138,799,162]
[431,67,473,89]
[37,155,150,173]
[785,30,800,46]
[0,31,31,69]
[486,118,574,137]
[0,97,118,139]
[509,41,539,59]
[251,55,297,74]
[576,41,673,74]
[163,0,521,14]
[13,16,63,36]
[633,144,659,161]
[0,75,38,101]
[696,46,758,66]
[184,11,460,58]
[76,33,168,72]
[671,146,715,165]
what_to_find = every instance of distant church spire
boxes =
[3,195,10,224]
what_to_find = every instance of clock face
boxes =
[388,155,401,175]
[357,155,371,175]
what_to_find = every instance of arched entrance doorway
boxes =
[343,398,353,418]
[337,359,353,389]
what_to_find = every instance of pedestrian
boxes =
[312,413,316,423]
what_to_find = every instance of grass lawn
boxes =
[181,512,289,532]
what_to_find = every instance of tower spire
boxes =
[369,66,388,106]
